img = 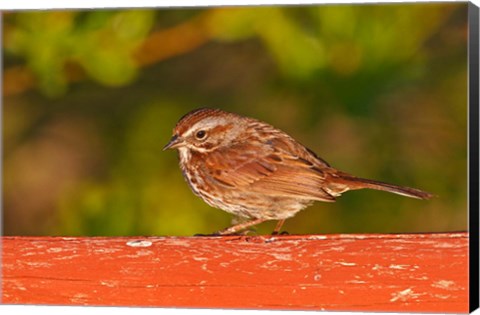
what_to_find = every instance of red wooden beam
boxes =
[1,233,468,312]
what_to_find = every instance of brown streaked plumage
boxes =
[164,108,433,235]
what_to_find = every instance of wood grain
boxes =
[1,233,468,312]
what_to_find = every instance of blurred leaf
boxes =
[73,10,155,86]
[209,7,325,79]
[4,10,155,95]
[207,7,259,40]
[5,11,75,96]
[79,49,137,86]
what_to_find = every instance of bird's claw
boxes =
[271,230,289,236]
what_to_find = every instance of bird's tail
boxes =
[337,174,433,200]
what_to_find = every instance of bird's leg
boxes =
[217,218,266,235]
[271,219,287,235]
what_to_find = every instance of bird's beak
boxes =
[163,134,183,151]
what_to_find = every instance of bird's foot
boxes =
[194,229,256,237]
[193,233,220,237]
[271,230,289,236]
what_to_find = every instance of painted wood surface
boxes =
[2,233,468,312]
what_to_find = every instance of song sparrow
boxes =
[164,108,432,235]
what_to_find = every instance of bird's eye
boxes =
[195,130,207,140]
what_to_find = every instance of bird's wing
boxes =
[203,142,335,202]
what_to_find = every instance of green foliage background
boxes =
[3,3,468,236]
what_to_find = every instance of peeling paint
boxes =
[192,256,208,261]
[390,288,414,302]
[270,253,292,261]
[47,247,64,253]
[126,240,152,247]
[432,280,458,290]
[346,280,367,284]
[390,288,425,302]
[389,264,409,270]
[433,293,452,299]
[306,235,327,240]
[100,280,119,288]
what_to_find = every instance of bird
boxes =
[163,108,433,235]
